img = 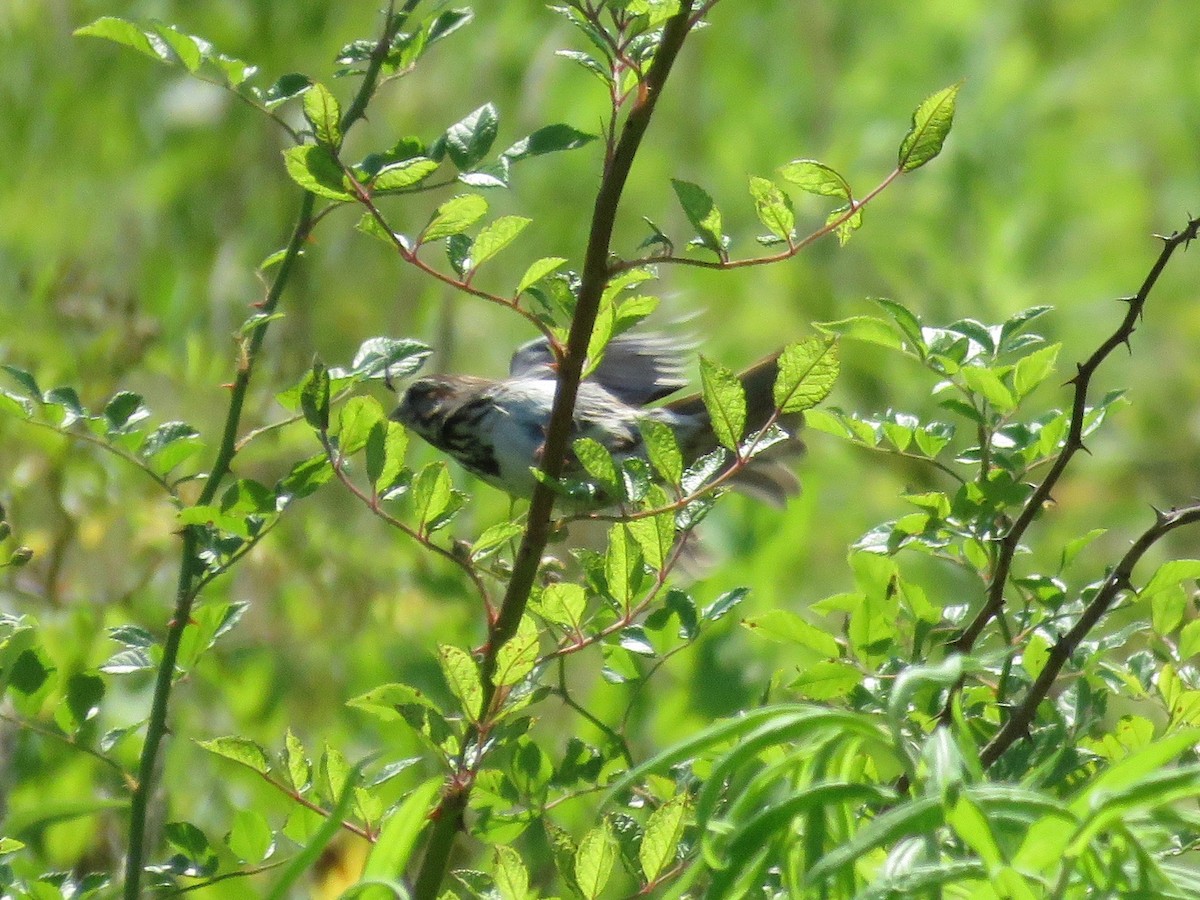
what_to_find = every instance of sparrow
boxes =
[391,331,803,506]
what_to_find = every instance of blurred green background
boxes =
[2,0,1199,887]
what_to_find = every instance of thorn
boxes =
[1151,504,1170,525]
[1153,232,1172,244]
[221,382,235,390]
[1115,295,1136,304]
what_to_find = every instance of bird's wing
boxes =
[509,332,691,406]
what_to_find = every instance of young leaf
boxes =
[372,156,439,191]
[516,257,568,296]
[282,146,354,201]
[699,356,746,451]
[423,193,488,242]
[605,524,645,610]
[438,644,484,720]
[575,821,618,900]
[748,176,795,241]
[671,179,725,255]
[640,419,683,485]
[303,83,342,149]
[574,437,622,495]
[75,17,163,63]
[494,616,540,687]
[410,462,452,531]
[196,736,272,775]
[470,216,532,268]
[493,844,530,900]
[779,159,852,201]
[773,338,839,413]
[539,583,588,632]
[898,82,961,172]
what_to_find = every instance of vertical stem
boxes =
[410,5,699,897]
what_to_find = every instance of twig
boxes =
[410,6,700,898]
[980,503,1200,767]
[951,215,1200,654]
[122,5,414,896]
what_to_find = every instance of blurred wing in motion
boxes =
[509,331,691,406]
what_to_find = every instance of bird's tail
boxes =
[665,353,804,507]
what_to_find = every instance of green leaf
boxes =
[575,821,618,900]
[773,338,839,413]
[814,316,905,351]
[150,24,204,72]
[748,176,795,241]
[75,17,163,62]
[960,365,1016,412]
[742,609,839,656]
[228,809,274,863]
[827,203,863,245]
[671,179,724,255]
[1013,343,1061,399]
[605,525,644,610]
[493,844,530,900]
[283,145,354,201]
[303,83,342,148]
[627,504,675,572]
[471,521,523,561]
[699,356,746,451]
[898,82,961,172]
[410,463,453,532]
[336,396,384,455]
[423,193,488,242]
[264,72,312,107]
[539,583,588,631]
[372,156,439,191]
[284,729,311,791]
[438,644,483,720]
[196,736,272,775]
[791,660,862,700]
[300,363,331,431]
[65,673,105,730]
[516,257,568,296]
[363,778,442,878]
[503,124,597,161]
[574,437,622,495]
[103,391,147,431]
[640,419,683,485]
[471,216,532,268]
[367,420,407,491]
[494,616,540,687]
[778,159,852,200]
[445,103,499,170]
[640,794,688,883]
[0,837,26,854]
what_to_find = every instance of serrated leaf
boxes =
[423,193,488,242]
[898,82,961,172]
[792,659,862,699]
[411,463,453,532]
[773,338,839,413]
[471,216,531,268]
[605,524,644,610]
[640,793,687,883]
[779,159,852,200]
[575,821,618,900]
[640,419,683,485]
[345,336,431,381]
[445,103,499,170]
[283,145,354,201]
[743,610,839,655]
[336,396,384,455]
[494,616,539,687]
[284,729,311,791]
[814,316,904,351]
[75,17,163,62]
[699,356,746,451]
[372,156,439,191]
[438,644,484,720]
[1013,343,1061,399]
[573,437,622,495]
[748,175,795,241]
[960,365,1015,412]
[493,844,529,900]
[539,583,587,631]
[196,736,272,774]
[671,179,724,255]
[516,257,567,296]
[303,83,342,148]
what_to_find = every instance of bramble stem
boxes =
[410,5,700,897]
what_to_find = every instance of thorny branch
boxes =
[952,215,1200,655]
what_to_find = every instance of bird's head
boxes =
[391,376,458,440]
